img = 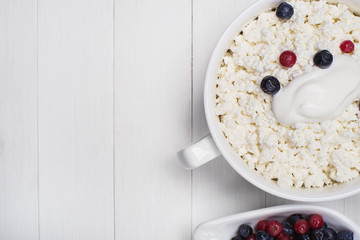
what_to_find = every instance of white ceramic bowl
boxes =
[178,0,360,202]
[194,204,360,240]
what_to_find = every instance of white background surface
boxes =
[1,0,360,239]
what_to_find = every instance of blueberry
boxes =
[232,236,243,240]
[311,229,325,240]
[260,76,281,95]
[323,228,336,240]
[288,214,304,225]
[276,2,294,19]
[256,231,271,240]
[313,50,333,69]
[238,224,253,238]
[303,234,311,240]
[294,234,311,240]
[321,222,328,231]
[282,220,295,236]
[336,231,353,240]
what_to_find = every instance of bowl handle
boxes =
[177,135,221,170]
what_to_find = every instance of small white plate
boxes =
[194,205,360,240]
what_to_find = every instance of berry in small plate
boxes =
[193,205,360,240]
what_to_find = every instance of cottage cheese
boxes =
[216,0,360,188]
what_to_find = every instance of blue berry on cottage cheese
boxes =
[261,76,281,95]
[215,0,360,188]
[276,2,295,19]
[313,49,333,68]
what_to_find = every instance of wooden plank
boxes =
[266,194,345,214]
[345,194,360,224]
[192,0,265,228]
[0,0,38,239]
[37,0,114,239]
[114,0,192,239]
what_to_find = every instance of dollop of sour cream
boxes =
[272,55,360,125]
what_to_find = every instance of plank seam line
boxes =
[113,0,116,240]
[113,0,116,239]
[191,0,194,238]
[36,0,41,239]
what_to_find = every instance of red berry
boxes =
[294,219,310,235]
[246,233,256,240]
[340,40,355,53]
[277,232,291,240]
[308,214,323,229]
[256,220,268,231]
[279,50,297,68]
[266,220,283,237]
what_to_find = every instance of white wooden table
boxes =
[1,0,360,239]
